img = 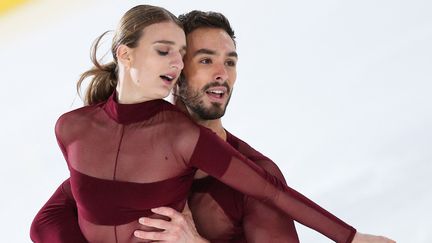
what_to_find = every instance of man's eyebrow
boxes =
[193,49,238,58]
[193,48,215,57]
[228,51,238,58]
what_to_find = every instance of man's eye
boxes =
[226,60,236,67]
[200,58,212,64]
[157,50,169,56]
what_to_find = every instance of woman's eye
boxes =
[157,50,169,56]
[200,58,212,64]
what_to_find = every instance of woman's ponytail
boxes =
[77,31,118,105]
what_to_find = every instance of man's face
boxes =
[178,27,237,120]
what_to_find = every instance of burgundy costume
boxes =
[30,92,356,243]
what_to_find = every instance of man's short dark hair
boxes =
[178,10,236,45]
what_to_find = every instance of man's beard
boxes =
[178,77,232,120]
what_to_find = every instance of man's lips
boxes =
[205,86,228,101]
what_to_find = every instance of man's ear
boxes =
[116,44,132,69]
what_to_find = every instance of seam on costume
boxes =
[114,225,118,243]
[113,125,125,180]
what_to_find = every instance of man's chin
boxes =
[197,107,226,120]
[199,113,225,120]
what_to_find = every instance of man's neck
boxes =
[195,118,226,141]
[174,99,227,141]
[176,101,227,179]
[190,112,226,180]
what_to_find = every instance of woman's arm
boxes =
[186,126,355,243]
[30,179,88,243]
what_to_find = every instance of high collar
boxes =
[103,92,166,124]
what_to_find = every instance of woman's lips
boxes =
[160,72,178,86]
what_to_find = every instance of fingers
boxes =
[135,207,199,242]
[353,232,396,243]
[381,236,396,243]
[135,217,183,242]
[371,234,396,243]
[138,217,172,231]
[151,207,185,222]
[133,230,177,242]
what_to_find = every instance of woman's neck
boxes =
[116,78,153,104]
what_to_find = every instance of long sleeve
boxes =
[30,179,87,243]
[224,132,300,242]
[189,126,356,243]
[242,160,299,243]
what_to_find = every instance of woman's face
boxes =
[125,21,186,101]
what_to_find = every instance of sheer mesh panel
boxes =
[58,107,198,183]
[55,99,201,242]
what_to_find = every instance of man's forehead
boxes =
[186,28,236,56]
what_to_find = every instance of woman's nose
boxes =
[170,52,184,70]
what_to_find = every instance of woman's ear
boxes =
[116,44,132,69]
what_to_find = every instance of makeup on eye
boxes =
[155,46,186,58]
[156,49,169,56]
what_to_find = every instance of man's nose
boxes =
[214,63,228,81]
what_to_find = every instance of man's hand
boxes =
[352,232,396,243]
[134,204,209,243]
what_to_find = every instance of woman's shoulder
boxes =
[59,103,101,121]
[157,100,198,126]
[55,103,104,131]
[154,100,202,141]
